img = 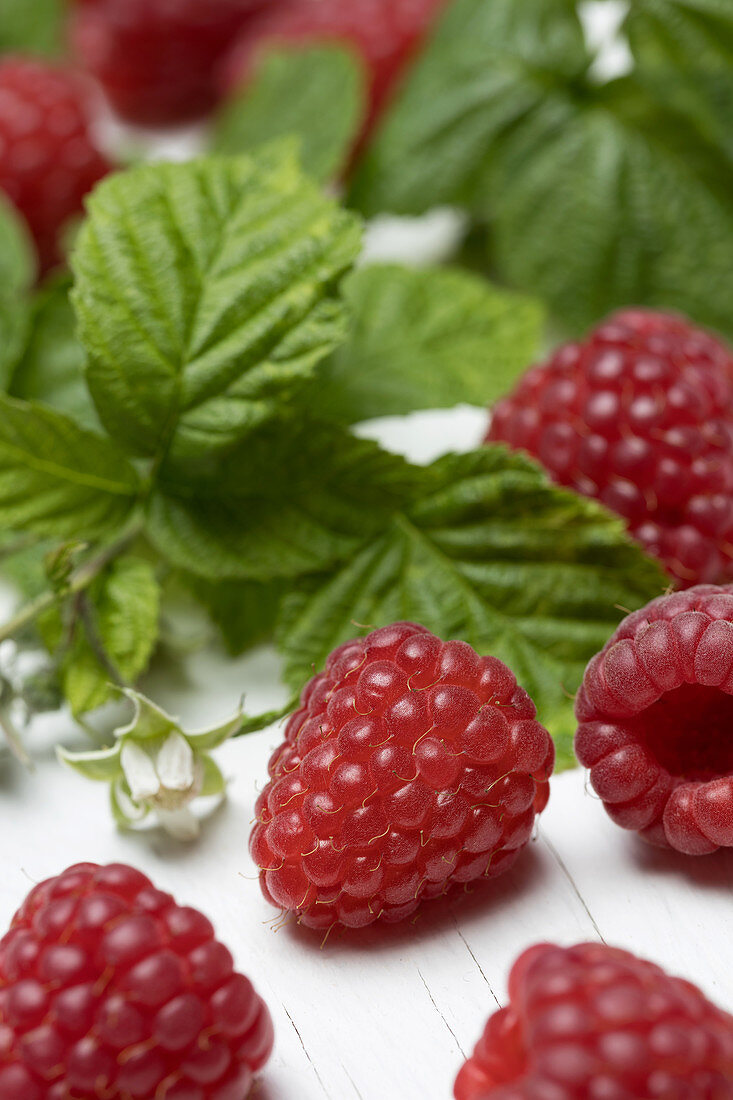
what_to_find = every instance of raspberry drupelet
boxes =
[454,941,733,1099]
[71,0,267,128]
[0,58,110,274]
[575,585,733,855]
[250,622,554,931]
[487,309,733,588]
[222,0,449,155]
[0,862,273,1100]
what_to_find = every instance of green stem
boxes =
[231,697,297,738]
[0,702,32,769]
[0,521,145,646]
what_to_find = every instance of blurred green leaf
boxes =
[351,0,589,215]
[0,0,65,56]
[188,576,284,655]
[11,278,99,429]
[626,0,733,161]
[213,46,366,183]
[316,264,545,423]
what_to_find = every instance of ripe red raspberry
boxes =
[487,309,733,588]
[250,622,554,931]
[222,0,448,154]
[575,584,733,855]
[71,0,268,128]
[0,862,273,1100]
[454,941,733,1099]
[0,59,110,275]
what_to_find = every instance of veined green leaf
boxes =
[0,395,140,539]
[626,0,733,161]
[483,79,733,336]
[146,422,422,581]
[277,447,666,768]
[350,0,589,215]
[61,557,161,717]
[11,277,99,429]
[316,264,545,423]
[213,46,365,183]
[351,0,733,335]
[72,148,362,464]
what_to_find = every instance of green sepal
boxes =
[199,754,227,798]
[116,689,178,742]
[57,742,123,783]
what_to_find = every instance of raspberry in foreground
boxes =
[71,0,267,128]
[0,59,110,274]
[250,622,554,931]
[575,585,733,855]
[454,941,733,1099]
[487,309,733,588]
[222,0,448,154]
[0,862,273,1099]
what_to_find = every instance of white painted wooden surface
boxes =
[1,706,731,1100]
[0,403,731,1100]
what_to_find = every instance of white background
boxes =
[1,4,732,1098]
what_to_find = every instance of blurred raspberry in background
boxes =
[71,0,269,127]
[222,0,449,153]
[0,57,110,274]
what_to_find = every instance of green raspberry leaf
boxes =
[0,196,35,388]
[0,296,30,394]
[316,264,545,423]
[61,557,161,717]
[0,193,35,295]
[71,148,362,465]
[351,0,733,336]
[212,46,366,184]
[482,78,733,336]
[0,0,65,56]
[146,421,422,582]
[350,0,589,216]
[0,395,140,539]
[187,576,284,655]
[10,277,99,430]
[626,0,733,161]
[276,447,666,769]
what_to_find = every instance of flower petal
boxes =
[156,731,195,791]
[120,740,160,802]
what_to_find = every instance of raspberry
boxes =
[0,59,110,274]
[454,941,733,1099]
[0,862,273,1099]
[487,309,733,588]
[222,0,448,155]
[71,0,268,127]
[250,622,554,931]
[575,584,733,855]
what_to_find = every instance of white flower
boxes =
[118,732,204,838]
[58,689,241,841]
